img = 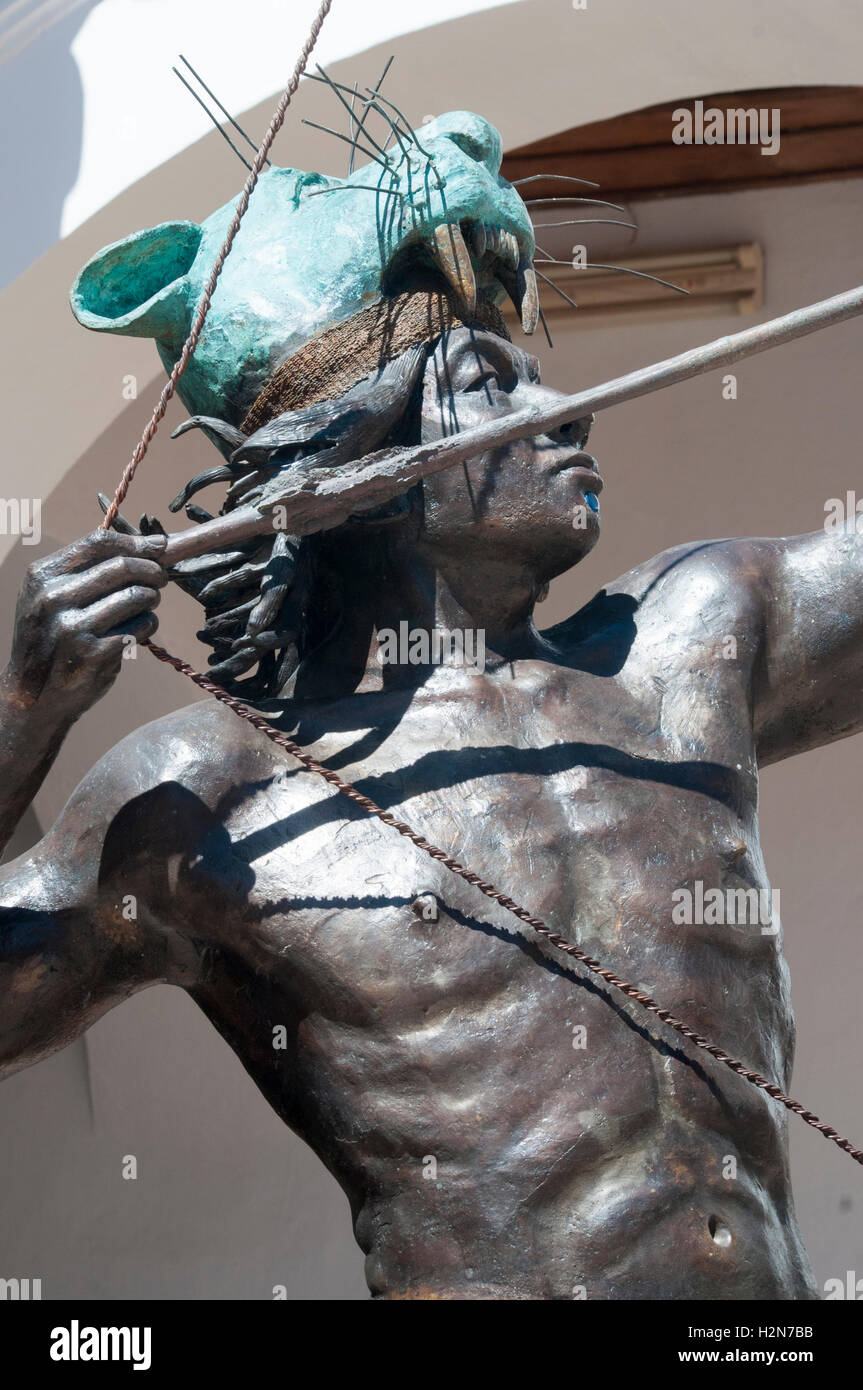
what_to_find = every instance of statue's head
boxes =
[71,109,599,697]
[416,324,600,590]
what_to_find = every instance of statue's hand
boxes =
[5,530,168,721]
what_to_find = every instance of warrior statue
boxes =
[0,104,856,1301]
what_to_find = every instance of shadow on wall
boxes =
[0,1,101,291]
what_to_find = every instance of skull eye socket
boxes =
[426,113,502,173]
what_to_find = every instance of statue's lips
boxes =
[548,452,603,493]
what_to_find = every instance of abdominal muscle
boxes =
[271,837,813,1302]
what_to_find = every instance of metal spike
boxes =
[534,267,579,312]
[369,55,395,97]
[305,62,402,163]
[532,218,638,231]
[511,173,601,190]
[537,303,554,349]
[364,96,413,160]
[172,67,252,172]
[534,257,690,296]
[366,88,430,159]
[524,196,628,212]
[301,118,391,171]
[348,82,359,174]
[179,55,269,165]
[311,66,392,165]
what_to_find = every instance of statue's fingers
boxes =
[74,584,162,636]
[99,609,160,651]
[49,556,168,608]
[34,529,167,580]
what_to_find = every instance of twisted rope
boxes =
[100,0,334,530]
[99,0,863,1167]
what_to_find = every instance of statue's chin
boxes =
[531,515,601,585]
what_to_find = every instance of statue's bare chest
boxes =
[189,657,785,1067]
[174,655,794,1207]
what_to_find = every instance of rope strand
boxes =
[100,0,333,531]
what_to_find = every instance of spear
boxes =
[162,282,863,566]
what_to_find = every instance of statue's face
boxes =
[417,327,601,583]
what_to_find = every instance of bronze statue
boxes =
[1,78,859,1299]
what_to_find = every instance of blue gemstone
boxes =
[585,491,599,513]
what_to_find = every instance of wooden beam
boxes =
[502,86,863,200]
[509,245,764,327]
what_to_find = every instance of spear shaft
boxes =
[163,282,863,566]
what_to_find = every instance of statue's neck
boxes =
[289,530,547,700]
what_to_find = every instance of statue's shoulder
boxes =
[606,537,751,605]
[543,538,763,651]
[85,696,275,817]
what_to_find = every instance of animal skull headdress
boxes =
[70,111,537,426]
[68,111,538,694]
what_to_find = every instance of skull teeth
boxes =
[494,256,540,336]
[427,221,533,329]
[501,231,520,272]
[483,223,526,280]
[520,263,539,335]
[431,223,476,316]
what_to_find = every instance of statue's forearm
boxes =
[0,669,73,856]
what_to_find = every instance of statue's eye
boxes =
[462,369,509,394]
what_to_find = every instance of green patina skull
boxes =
[70,111,537,425]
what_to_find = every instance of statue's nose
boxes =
[420,111,503,176]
